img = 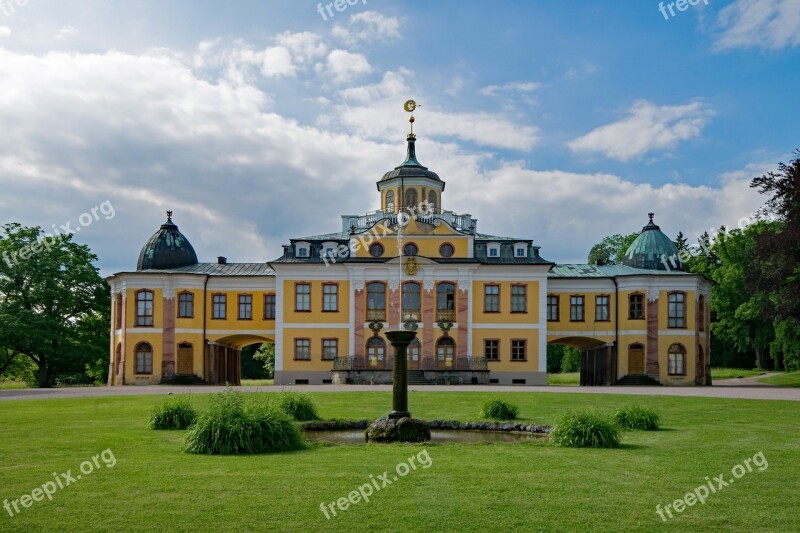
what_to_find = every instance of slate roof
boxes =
[548,264,693,278]
[116,263,275,276]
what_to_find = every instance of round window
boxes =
[369,243,384,258]
[403,243,418,256]
[439,243,454,258]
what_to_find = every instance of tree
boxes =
[587,233,638,265]
[0,223,110,387]
[748,151,800,370]
[252,343,275,379]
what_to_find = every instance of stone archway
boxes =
[548,336,615,386]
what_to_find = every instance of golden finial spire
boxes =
[404,99,417,139]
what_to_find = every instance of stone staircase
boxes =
[407,369,430,385]
[614,374,661,386]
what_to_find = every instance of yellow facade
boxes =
[108,130,712,387]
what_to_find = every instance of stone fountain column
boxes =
[387,330,416,420]
[365,329,431,442]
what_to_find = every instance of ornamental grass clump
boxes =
[480,398,520,421]
[614,405,660,431]
[274,391,321,421]
[148,397,197,430]
[550,410,621,448]
[184,390,304,455]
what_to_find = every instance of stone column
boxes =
[387,330,417,420]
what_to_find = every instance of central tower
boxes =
[377,100,445,213]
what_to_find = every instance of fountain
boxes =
[365,101,432,443]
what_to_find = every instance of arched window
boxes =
[668,344,687,376]
[402,282,421,321]
[436,337,455,362]
[385,190,395,213]
[367,337,386,363]
[428,190,437,211]
[367,282,386,321]
[404,188,418,209]
[134,342,153,374]
[436,282,456,321]
[403,242,418,256]
[135,290,154,326]
[439,243,455,258]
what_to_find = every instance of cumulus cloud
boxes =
[331,11,401,45]
[714,0,800,51]
[569,100,713,161]
[325,49,372,84]
[0,26,10,38]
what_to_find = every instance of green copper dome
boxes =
[622,213,683,271]
[137,211,199,271]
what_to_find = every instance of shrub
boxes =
[274,391,320,421]
[480,399,519,421]
[614,405,660,431]
[149,397,197,430]
[184,390,304,455]
[550,410,621,448]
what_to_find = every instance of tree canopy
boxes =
[587,233,638,265]
[0,223,110,387]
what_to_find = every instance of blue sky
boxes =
[0,0,798,274]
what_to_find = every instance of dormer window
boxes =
[321,242,338,259]
[295,242,311,258]
[487,242,500,258]
[514,243,527,258]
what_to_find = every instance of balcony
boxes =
[342,207,478,235]
[436,309,456,322]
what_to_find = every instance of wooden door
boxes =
[628,345,645,374]
[177,346,193,374]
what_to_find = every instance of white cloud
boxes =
[339,70,410,103]
[0,26,10,38]
[569,100,713,161]
[275,31,327,64]
[479,81,541,96]
[260,46,296,78]
[331,11,401,45]
[325,49,372,84]
[55,26,79,40]
[715,0,800,51]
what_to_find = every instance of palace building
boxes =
[106,116,712,387]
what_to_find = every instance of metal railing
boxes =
[333,356,488,372]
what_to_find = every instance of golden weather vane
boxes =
[404,99,418,137]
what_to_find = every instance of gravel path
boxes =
[2,378,799,402]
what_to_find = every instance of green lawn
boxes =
[547,372,579,386]
[759,372,800,387]
[1,391,798,532]
[240,379,275,386]
[710,368,765,380]
[0,381,30,390]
